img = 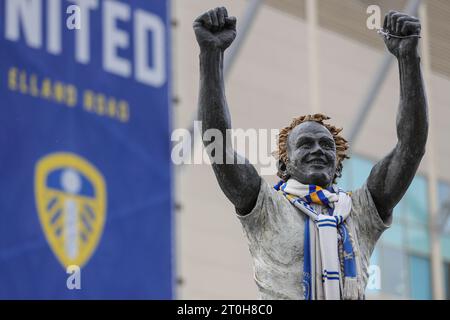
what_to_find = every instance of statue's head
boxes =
[275,114,349,188]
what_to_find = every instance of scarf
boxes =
[274,179,359,300]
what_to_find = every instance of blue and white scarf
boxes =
[274,179,359,300]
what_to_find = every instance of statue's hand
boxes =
[193,7,237,51]
[383,11,421,58]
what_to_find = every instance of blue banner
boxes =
[0,0,172,299]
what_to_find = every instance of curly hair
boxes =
[274,114,350,183]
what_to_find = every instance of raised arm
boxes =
[193,7,260,215]
[367,11,428,223]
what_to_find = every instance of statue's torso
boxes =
[237,179,390,300]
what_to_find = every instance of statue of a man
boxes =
[193,7,428,300]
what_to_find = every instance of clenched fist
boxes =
[193,7,237,51]
[383,11,421,58]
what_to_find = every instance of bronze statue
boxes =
[193,7,427,300]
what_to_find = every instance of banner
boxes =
[0,0,172,299]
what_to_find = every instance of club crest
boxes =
[35,153,106,268]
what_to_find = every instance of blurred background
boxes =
[0,0,449,300]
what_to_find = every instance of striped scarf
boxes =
[274,179,359,300]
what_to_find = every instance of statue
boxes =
[193,7,428,300]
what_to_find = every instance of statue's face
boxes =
[285,121,337,188]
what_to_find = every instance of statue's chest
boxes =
[264,203,344,265]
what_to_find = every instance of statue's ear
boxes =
[277,160,287,172]
[277,160,288,180]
